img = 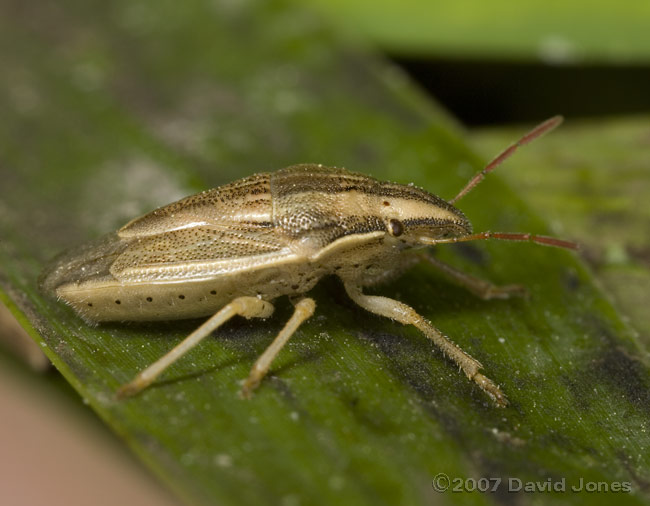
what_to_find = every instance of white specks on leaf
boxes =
[81,157,188,232]
[538,34,579,64]
[214,454,233,468]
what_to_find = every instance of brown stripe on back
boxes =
[272,164,455,212]
[119,173,273,237]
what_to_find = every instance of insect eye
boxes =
[388,219,404,237]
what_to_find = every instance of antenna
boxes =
[450,115,564,205]
[424,231,579,250]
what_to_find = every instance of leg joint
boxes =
[232,296,274,319]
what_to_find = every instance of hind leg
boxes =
[117,296,274,398]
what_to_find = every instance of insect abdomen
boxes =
[56,262,327,322]
[57,279,242,322]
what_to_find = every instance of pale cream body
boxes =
[41,164,468,322]
[55,233,401,322]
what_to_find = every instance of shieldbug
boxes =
[40,116,576,406]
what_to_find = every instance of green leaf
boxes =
[304,0,650,63]
[1,1,649,505]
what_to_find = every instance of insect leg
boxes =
[240,298,316,399]
[116,297,274,398]
[421,253,528,300]
[343,283,507,407]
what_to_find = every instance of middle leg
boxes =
[240,297,316,399]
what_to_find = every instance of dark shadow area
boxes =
[393,57,650,126]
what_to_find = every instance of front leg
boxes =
[421,253,528,300]
[344,283,507,407]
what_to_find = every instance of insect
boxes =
[40,116,576,406]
